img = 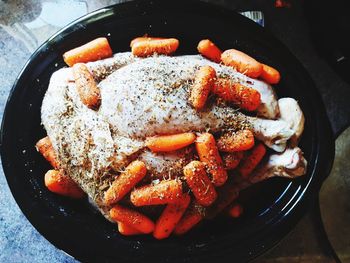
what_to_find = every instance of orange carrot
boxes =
[104,160,147,206]
[275,0,291,8]
[63,37,113,66]
[197,39,222,63]
[72,63,101,109]
[109,204,155,234]
[228,203,243,218]
[146,133,196,152]
[36,136,59,169]
[217,130,255,152]
[183,161,217,206]
[130,179,183,206]
[117,221,143,236]
[44,170,85,199]
[130,36,164,47]
[223,151,244,170]
[238,143,266,178]
[173,201,204,235]
[205,179,238,219]
[153,194,191,239]
[195,133,227,186]
[221,49,263,78]
[131,38,179,57]
[260,63,281,84]
[189,66,216,110]
[212,78,261,111]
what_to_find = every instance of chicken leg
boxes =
[248,147,307,184]
[278,98,305,146]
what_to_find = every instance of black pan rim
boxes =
[0,0,335,262]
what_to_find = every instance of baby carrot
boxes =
[44,170,85,199]
[153,194,191,239]
[130,179,183,206]
[223,151,244,170]
[189,65,216,110]
[131,38,179,57]
[63,37,113,66]
[173,201,204,235]
[260,63,281,84]
[197,39,222,63]
[146,132,196,152]
[217,130,255,152]
[109,204,155,234]
[183,161,217,207]
[73,63,101,109]
[205,179,239,219]
[130,36,164,47]
[212,78,261,111]
[36,136,59,169]
[221,48,263,78]
[195,133,227,186]
[228,203,243,218]
[117,221,143,236]
[238,143,266,178]
[104,160,147,206]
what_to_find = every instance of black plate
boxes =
[0,0,334,262]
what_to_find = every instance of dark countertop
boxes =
[0,0,349,262]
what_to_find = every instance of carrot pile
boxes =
[223,151,244,170]
[104,160,147,206]
[146,132,196,152]
[238,143,266,178]
[197,39,222,63]
[221,49,263,78]
[72,63,101,109]
[44,170,85,199]
[197,38,281,84]
[217,130,255,152]
[36,136,60,169]
[228,203,243,218]
[260,63,281,84]
[153,194,190,239]
[110,204,155,234]
[63,37,112,67]
[131,37,179,57]
[117,221,143,236]
[212,78,261,111]
[195,133,228,186]
[183,161,217,206]
[174,201,204,235]
[36,137,84,199]
[189,66,216,110]
[130,179,183,206]
[35,35,285,238]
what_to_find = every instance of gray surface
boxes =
[0,0,349,262]
[320,128,350,262]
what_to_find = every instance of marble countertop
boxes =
[1,1,349,262]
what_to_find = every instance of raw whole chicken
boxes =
[41,52,306,217]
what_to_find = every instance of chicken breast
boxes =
[138,147,194,180]
[98,55,292,151]
[87,52,137,82]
